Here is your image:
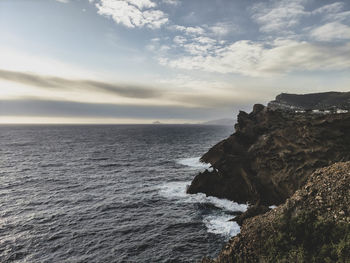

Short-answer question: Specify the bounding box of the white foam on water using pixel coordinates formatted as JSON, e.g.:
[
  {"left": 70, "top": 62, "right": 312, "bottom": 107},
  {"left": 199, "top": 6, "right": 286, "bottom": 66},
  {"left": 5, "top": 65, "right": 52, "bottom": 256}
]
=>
[
  {"left": 159, "top": 181, "right": 247, "bottom": 212},
  {"left": 159, "top": 181, "right": 247, "bottom": 238},
  {"left": 158, "top": 181, "right": 189, "bottom": 199},
  {"left": 206, "top": 196, "right": 247, "bottom": 212},
  {"left": 176, "top": 157, "right": 211, "bottom": 169},
  {"left": 203, "top": 214, "right": 241, "bottom": 238}
]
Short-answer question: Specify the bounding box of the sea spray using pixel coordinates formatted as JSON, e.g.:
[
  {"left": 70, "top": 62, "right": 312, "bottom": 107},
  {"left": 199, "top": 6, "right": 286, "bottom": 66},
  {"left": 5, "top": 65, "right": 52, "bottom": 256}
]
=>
[{"left": 159, "top": 180, "right": 247, "bottom": 238}]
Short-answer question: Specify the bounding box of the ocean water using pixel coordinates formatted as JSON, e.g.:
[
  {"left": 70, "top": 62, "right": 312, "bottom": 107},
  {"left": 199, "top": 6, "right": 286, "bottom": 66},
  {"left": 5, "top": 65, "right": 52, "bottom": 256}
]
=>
[{"left": 0, "top": 124, "right": 247, "bottom": 263}]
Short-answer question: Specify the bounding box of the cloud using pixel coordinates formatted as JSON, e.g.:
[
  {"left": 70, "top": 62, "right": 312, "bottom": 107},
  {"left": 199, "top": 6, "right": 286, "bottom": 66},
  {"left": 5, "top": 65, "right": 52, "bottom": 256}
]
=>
[
  {"left": 194, "top": 36, "right": 216, "bottom": 45},
  {"left": 170, "top": 25, "right": 205, "bottom": 35},
  {"left": 161, "top": 40, "right": 350, "bottom": 77},
  {"left": 250, "top": 0, "right": 350, "bottom": 35},
  {"left": 95, "top": 0, "right": 168, "bottom": 29},
  {"left": 208, "top": 22, "right": 240, "bottom": 36},
  {"left": 56, "top": 0, "right": 69, "bottom": 3},
  {"left": 182, "top": 41, "right": 216, "bottom": 55},
  {"left": 0, "top": 69, "right": 161, "bottom": 99},
  {"left": 0, "top": 69, "right": 262, "bottom": 110},
  {"left": 172, "top": 93, "right": 256, "bottom": 109},
  {"left": 0, "top": 99, "right": 232, "bottom": 120},
  {"left": 324, "top": 10, "right": 350, "bottom": 23},
  {"left": 171, "top": 31, "right": 219, "bottom": 56},
  {"left": 310, "top": 22, "right": 350, "bottom": 41},
  {"left": 312, "top": 2, "right": 345, "bottom": 15},
  {"left": 160, "top": 0, "right": 350, "bottom": 75},
  {"left": 250, "top": 0, "right": 308, "bottom": 33},
  {"left": 313, "top": 2, "right": 350, "bottom": 24},
  {"left": 173, "top": 35, "right": 186, "bottom": 45},
  {"left": 0, "top": 46, "right": 96, "bottom": 79},
  {"left": 162, "top": 0, "right": 180, "bottom": 6}
]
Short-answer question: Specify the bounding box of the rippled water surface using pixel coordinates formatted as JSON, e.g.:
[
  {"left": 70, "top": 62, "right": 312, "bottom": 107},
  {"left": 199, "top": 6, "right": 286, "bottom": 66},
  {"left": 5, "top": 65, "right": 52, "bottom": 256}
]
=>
[{"left": 0, "top": 124, "right": 246, "bottom": 262}]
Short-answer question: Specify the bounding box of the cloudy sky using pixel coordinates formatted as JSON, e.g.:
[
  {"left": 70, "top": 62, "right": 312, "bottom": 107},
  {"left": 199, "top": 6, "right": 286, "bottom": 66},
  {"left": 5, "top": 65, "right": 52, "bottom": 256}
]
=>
[{"left": 0, "top": 0, "right": 349, "bottom": 123}]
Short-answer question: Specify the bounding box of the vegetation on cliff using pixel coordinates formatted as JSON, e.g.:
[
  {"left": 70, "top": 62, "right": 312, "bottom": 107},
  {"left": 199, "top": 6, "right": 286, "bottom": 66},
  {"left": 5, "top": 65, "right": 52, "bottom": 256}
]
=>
[{"left": 203, "top": 162, "right": 350, "bottom": 263}]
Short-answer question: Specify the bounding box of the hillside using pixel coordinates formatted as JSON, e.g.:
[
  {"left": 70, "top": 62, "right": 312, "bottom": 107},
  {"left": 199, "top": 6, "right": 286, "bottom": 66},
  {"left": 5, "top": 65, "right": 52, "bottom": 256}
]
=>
[
  {"left": 203, "top": 161, "right": 350, "bottom": 262},
  {"left": 268, "top": 92, "right": 350, "bottom": 111}
]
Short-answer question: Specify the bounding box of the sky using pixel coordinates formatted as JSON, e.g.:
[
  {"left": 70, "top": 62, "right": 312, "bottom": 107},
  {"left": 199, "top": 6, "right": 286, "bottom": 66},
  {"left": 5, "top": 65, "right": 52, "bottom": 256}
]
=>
[{"left": 0, "top": 0, "right": 349, "bottom": 124}]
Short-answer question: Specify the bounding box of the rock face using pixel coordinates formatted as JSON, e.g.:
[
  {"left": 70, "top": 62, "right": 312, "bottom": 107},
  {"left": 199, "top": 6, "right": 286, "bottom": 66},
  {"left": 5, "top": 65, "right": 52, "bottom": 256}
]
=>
[
  {"left": 268, "top": 91, "right": 350, "bottom": 111},
  {"left": 203, "top": 161, "right": 350, "bottom": 263},
  {"left": 189, "top": 92, "right": 350, "bottom": 262},
  {"left": 187, "top": 101, "right": 350, "bottom": 206}
]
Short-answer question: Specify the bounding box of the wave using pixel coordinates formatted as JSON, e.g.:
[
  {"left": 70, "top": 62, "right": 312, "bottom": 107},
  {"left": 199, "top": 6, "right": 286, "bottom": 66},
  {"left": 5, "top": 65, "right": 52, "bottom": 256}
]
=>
[
  {"left": 159, "top": 181, "right": 247, "bottom": 238},
  {"left": 39, "top": 162, "right": 64, "bottom": 168},
  {"left": 159, "top": 181, "right": 247, "bottom": 212},
  {"left": 88, "top": 157, "right": 109, "bottom": 161},
  {"left": 158, "top": 181, "right": 189, "bottom": 199},
  {"left": 203, "top": 214, "right": 241, "bottom": 238},
  {"left": 98, "top": 163, "right": 119, "bottom": 168},
  {"left": 176, "top": 157, "right": 211, "bottom": 169},
  {"left": 5, "top": 141, "right": 35, "bottom": 147}
]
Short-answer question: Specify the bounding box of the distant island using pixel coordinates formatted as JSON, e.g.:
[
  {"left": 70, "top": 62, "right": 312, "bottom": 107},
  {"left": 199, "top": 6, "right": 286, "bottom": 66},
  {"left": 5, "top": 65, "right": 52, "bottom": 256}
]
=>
[
  {"left": 152, "top": 121, "right": 162, "bottom": 124},
  {"left": 188, "top": 91, "right": 350, "bottom": 262}
]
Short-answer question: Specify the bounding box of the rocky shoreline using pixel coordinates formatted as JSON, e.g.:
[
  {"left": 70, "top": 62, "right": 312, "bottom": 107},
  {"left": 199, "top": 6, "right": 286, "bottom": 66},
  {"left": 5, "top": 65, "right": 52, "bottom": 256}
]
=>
[
  {"left": 188, "top": 92, "right": 350, "bottom": 262},
  {"left": 203, "top": 162, "right": 350, "bottom": 262}
]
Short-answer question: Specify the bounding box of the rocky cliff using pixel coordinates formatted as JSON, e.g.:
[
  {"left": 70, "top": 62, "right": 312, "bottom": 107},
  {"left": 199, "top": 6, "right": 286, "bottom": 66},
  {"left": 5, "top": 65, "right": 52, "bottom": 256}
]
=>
[
  {"left": 188, "top": 92, "right": 350, "bottom": 262},
  {"left": 203, "top": 161, "right": 350, "bottom": 262},
  {"left": 187, "top": 99, "right": 350, "bottom": 206},
  {"left": 268, "top": 91, "right": 350, "bottom": 111}
]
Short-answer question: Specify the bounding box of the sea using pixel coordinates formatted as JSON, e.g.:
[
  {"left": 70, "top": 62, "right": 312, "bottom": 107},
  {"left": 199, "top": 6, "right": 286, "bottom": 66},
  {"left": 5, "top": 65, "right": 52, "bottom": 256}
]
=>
[{"left": 0, "top": 124, "right": 247, "bottom": 263}]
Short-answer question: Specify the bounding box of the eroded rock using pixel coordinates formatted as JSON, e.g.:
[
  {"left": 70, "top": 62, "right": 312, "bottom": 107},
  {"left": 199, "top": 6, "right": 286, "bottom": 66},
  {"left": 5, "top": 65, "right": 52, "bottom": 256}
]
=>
[{"left": 187, "top": 100, "right": 350, "bottom": 206}]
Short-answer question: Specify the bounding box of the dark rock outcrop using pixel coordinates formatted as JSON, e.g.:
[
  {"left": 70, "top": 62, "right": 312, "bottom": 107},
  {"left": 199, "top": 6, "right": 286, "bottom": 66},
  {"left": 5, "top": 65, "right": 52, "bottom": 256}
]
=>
[
  {"left": 187, "top": 98, "right": 350, "bottom": 206},
  {"left": 203, "top": 161, "right": 350, "bottom": 263},
  {"left": 231, "top": 204, "right": 269, "bottom": 226}
]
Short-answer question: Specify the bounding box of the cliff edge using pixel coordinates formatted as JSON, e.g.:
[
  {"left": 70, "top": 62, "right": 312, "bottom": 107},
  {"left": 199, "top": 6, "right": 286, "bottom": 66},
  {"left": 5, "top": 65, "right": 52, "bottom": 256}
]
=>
[
  {"left": 187, "top": 93, "right": 350, "bottom": 206},
  {"left": 188, "top": 91, "right": 350, "bottom": 262},
  {"left": 268, "top": 91, "right": 350, "bottom": 111}
]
